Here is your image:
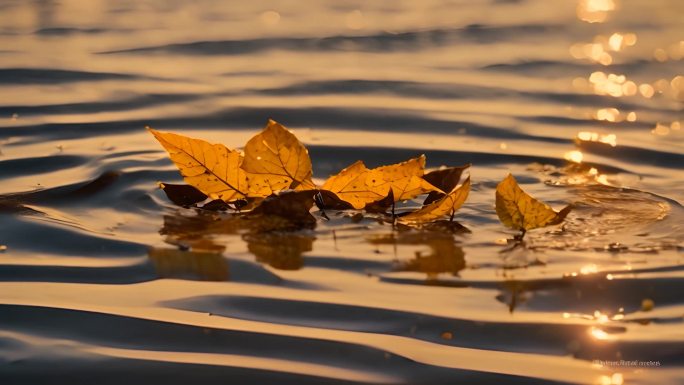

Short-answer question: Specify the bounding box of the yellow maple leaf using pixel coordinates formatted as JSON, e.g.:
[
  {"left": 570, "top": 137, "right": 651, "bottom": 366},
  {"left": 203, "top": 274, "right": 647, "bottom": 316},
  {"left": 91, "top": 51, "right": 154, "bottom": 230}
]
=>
[
  {"left": 495, "top": 173, "right": 571, "bottom": 231},
  {"left": 368, "top": 155, "right": 439, "bottom": 201},
  {"left": 149, "top": 128, "right": 249, "bottom": 202},
  {"left": 322, "top": 155, "right": 440, "bottom": 209},
  {"left": 401, "top": 176, "right": 471, "bottom": 224},
  {"left": 241, "top": 119, "right": 316, "bottom": 196},
  {"left": 320, "top": 160, "right": 381, "bottom": 209}
]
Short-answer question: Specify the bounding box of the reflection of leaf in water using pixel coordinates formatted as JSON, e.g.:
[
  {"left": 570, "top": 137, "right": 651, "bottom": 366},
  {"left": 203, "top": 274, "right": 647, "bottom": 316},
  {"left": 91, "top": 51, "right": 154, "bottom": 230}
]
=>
[
  {"left": 159, "top": 207, "right": 317, "bottom": 271},
  {"left": 496, "top": 280, "right": 531, "bottom": 314},
  {"left": 159, "top": 213, "right": 246, "bottom": 252},
  {"left": 400, "top": 239, "right": 465, "bottom": 277},
  {"left": 419, "top": 220, "right": 471, "bottom": 234},
  {"left": 243, "top": 232, "right": 314, "bottom": 270},
  {"left": 148, "top": 247, "right": 229, "bottom": 281},
  {"left": 368, "top": 230, "right": 465, "bottom": 278}
]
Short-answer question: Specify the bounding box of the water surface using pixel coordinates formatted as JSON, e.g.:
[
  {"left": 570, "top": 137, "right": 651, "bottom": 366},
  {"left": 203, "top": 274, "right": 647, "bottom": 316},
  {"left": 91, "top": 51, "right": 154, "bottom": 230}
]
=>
[{"left": 1, "top": 0, "right": 683, "bottom": 384}]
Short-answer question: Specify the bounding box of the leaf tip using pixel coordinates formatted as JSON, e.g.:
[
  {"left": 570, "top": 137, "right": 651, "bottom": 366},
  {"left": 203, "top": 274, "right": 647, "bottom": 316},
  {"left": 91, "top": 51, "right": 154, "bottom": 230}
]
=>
[{"left": 418, "top": 154, "right": 427, "bottom": 164}]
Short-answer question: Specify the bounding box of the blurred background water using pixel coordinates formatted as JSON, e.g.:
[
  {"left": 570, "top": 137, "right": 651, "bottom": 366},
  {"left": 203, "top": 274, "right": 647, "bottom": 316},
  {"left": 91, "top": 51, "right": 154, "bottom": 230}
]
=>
[{"left": 0, "top": 1, "right": 683, "bottom": 384}]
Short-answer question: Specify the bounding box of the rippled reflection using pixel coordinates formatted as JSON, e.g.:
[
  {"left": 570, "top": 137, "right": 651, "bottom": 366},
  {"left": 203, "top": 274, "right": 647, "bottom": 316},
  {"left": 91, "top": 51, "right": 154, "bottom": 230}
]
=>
[
  {"left": 245, "top": 232, "right": 314, "bottom": 270},
  {"left": 0, "top": 0, "right": 681, "bottom": 383},
  {"left": 367, "top": 227, "right": 466, "bottom": 280},
  {"left": 598, "top": 373, "right": 624, "bottom": 385},
  {"left": 150, "top": 211, "right": 317, "bottom": 277},
  {"left": 564, "top": 150, "right": 584, "bottom": 163},
  {"left": 577, "top": 131, "right": 617, "bottom": 146}
]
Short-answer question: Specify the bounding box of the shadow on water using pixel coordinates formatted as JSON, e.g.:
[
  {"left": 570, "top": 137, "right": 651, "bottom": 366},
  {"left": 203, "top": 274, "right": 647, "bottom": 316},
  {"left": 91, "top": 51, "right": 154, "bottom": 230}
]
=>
[
  {"left": 151, "top": 206, "right": 474, "bottom": 282},
  {"left": 151, "top": 202, "right": 317, "bottom": 280}
]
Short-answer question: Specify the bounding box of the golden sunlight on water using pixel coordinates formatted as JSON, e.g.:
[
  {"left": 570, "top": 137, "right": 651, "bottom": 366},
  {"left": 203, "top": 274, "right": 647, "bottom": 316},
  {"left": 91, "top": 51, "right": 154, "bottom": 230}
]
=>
[
  {"left": 0, "top": 0, "right": 682, "bottom": 384},
  {"left": 577, "top": 0, "right": 617, "bottom": 23}
]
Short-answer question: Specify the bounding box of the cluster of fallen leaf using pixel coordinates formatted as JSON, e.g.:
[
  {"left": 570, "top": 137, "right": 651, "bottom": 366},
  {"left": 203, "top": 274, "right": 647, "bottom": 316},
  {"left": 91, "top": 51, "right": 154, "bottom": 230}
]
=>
[{"left": 149, "top": 120, "right": 571, "bottom": 235}]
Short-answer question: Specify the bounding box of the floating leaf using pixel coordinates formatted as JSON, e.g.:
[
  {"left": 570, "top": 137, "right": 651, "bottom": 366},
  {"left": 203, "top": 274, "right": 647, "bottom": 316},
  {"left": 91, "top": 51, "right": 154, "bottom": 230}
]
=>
[
  {"left": 241, "top": 119, "right": 316, "bottom": 196},
  {"left": 422, "top": 164, "right": 471, "bottom": 205},
  {"left": 200, "top": 199, "right": 231, "bottom": 211},
  {"left": 364, "top": 188, "right": 394, "bottom": 214},
  {"left": 369, "top": 155, "right": 439, "bottom": 201},
  {"left": 401, "top": 176, "right": 471, "bottom": 224},
  {"left": 322, "top": 156, "right": 439, "bottom": 209},
  {"left": 159, "top": 182, "right": 207, "bottom": 206},
  {"left": 314, "top": 190, "right": 355, "bottom": 210},
  {"left": 321, "top": 160, "right": 380, "bottom": 209},
  {"left": 495, "top": 173, "right": 571, "bottom": 231},
  {"left": 149, "top": 128, "right": 249, "bottom": 202},
  {"left": 248, "top": 190, "right": 317, "bottom": 230}
]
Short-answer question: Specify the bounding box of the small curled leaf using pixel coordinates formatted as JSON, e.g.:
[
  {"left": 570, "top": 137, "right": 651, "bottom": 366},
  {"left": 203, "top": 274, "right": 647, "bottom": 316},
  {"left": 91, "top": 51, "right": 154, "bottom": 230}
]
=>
[
  {"left": 495, "top": 173, "right": 572, "bottom": 231},
  {"left": 401, "top": 176, "right": 471, "bottom": 224}
]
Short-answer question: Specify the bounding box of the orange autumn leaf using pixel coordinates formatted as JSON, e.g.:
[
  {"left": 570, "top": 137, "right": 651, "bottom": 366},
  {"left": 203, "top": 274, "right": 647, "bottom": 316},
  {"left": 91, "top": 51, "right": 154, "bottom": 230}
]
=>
[
  {"left": 495, "top": 173, "right": 572, "bottom": 231},
  {"left": 401, "top": 176, "right": 471, "bottom": 224},
  {"left": 369, "top": 155, "right": 440, "bottom": 201},
  {"left": 241, "top": 119, "right": 316, "bottom": 196},
  {"left": 321, "top": 160, "right": 382, "bottom": 209},
  {"left": 148, "top": 128, "right": 249, "bottom": 202},
  {"left": 322, "top": 155, "right": 440, "bottom": 209}
]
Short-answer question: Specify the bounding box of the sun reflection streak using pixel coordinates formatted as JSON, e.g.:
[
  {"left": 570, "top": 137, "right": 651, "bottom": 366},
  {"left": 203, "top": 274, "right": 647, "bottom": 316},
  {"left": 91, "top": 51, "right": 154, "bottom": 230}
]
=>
[
  {"left": 571, "top": 33, "right": 636, "bottom": 65},
  {"left": 590, "top": 327, "right": 611, "bottom": 340},
  {"left": 594, "top": 108, "right": 620, "bottom": 122},
  {"left": 577, "top": 131, "right": 617, "bottom": 146},
  {"left": 593, "top": 310, "right": 610, "bottom": 323},
  {"left": 564, "top": 150, "right": 584, "bottom": 163},
  {"left": 577, "top": 0, "right": 616, "bottom": 23},
  {"left": 581, "top": 264, "right": 599, "bottom": 275},
  {"left": 598, "top": 373, "right": 625, "bottom": 385}
]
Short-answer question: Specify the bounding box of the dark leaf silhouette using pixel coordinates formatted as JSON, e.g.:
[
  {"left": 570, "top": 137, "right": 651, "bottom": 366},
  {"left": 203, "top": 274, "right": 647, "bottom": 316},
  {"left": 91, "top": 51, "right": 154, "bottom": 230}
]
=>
[
  {"left": 159, "top": 182, "right": 208, "bottom": 206},
  {"left": 200, "top": 199, "right": 230, "bottom": 211},
  {"left": 314, "top": 190, "right": 355, "bottom": 210},
  {"left": 364, "top": 188, "right": 394, "bottom": 214},
  {"left": 422, "top": 164, "right": 471, "bottom": 205},
  {"left": 248, "top": 190, "right": 317, "bottom": 230}
]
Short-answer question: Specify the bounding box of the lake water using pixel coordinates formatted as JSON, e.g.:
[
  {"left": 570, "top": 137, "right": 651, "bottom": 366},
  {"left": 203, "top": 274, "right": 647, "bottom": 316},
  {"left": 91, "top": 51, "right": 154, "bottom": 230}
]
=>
[{"left": 0, "top": 0, "right": 683, "bottom": 384}]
